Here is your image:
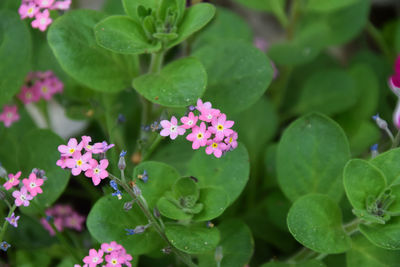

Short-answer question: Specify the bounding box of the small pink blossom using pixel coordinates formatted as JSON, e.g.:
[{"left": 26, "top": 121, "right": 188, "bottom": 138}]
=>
[
  {"left": 12, "top": 187, "right": 33, "bottom": 207},
  {"left": 0, "top": 105, "right": 20, "bottom": 128},
  {"left": 4, "top": 171, "right": 21, "bottom": 191},
  {"left": 83, "top": 249, "right": 104, "bottom": 267},
  {"left": 65, "top": 212, "right": 86, "bottom": 231},
  {"left": 195, "top": 99, "right": 212, "bottom": 113},
  {"left": 224, "top": 131, "right": 238, "bottom": 150},
  {"left": 105, "top": 251, "right": 124, "bottom": 267},
  {"left": 31, "top": 9, "right": 52, "bottom": 32},
  {"left": 100, "top": 141, "right": 115, "bottom": 153},
  {"left": 79, "top": 136, "right": 103, "bottom": 154},
  {"left": 65, "top": 152, "right": 91, "bottom": 176},
  {"left": 48, "top": 76, "right": 64, "bottom": 93},
  {"left": 22, "top": 172, "right": 44, "bottom": 197},
  {"left": 84, "top": 159, "right": 109, "bottom": 186},
  {"left": 208, "top": 113, "right": 234, "bottom": 140},
  {"left": 18, "top": 85, "right": 40, "bottom": 104},
  {"left": 35, "top": 0, "right": 54, "bottom": 8},
  {"left": 160, "top": 116, "right": 186, "bottom": 140},
  {"left": 18, "top": 2, "right": 39, "bottom": 19},
  {"left": 58, "top": 138, "right": 83, "bottom": 157},
  {"left": 56, "top": 156, "right": 69, "bottom": 169},
  {"left": 36, "top": 80, "right": 56, "bottom": 100},
  {"left": 186, "top": 122, "right": 211, "bottom": 149},
  {"left": 101, "top": 241, "right": 123, "bottom": 254},
  {"left": 5, "top": 213, "right": 20, "bottom": 228},
  {"left": 205, "top": 138, "right": 227, "bottom": 158},
  {"left": 180, "top": 112, "right": 198, "bottom": 129},
  {"left": 199, "top": 108, "right": 221, "bottom": 123},
  {"left": 51, "top": 0, "right": 71, "bottom": 10}
]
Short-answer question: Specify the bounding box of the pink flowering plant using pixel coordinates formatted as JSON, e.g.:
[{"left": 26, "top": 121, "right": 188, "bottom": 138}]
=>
[{"left": 3, "top": 0, "right": 400, "bottom": 266}]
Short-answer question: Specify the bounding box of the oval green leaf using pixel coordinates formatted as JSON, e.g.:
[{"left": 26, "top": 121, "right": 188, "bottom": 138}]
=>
[
  {"left": 193, "top": 187, "right": 229, "bottom": 222},
  {"left": 359, "top": 217, "right": 400, "bottom": 250},
  {"left": 287, "top": 194, "right": 351, "bottom": 254},
  {"left": 165, "top": 223, "right": 220, "bottom": 254},
  {"left": 94, "top": 15, "right": 161, "bottom": 54},
  {"left": 48, "top": 10, "right": 138, "bottom": 92},
  {"left": 193, "top": 40, "right": 273, "bottom": 114},
  {"left": 87, "top": 194, "right": 163, "bottom": 255},
  {"left": 277, "top": 113, "right": 350, "bottom": 202},
  {"left": 370, "top": 148, "right": 400, "bottom": 186},
  {"left": 133, "top": 57, "right": 207, "bottom": 107},
  {"left": 0, "top": 10, "right": 31, "bottom": 106}
]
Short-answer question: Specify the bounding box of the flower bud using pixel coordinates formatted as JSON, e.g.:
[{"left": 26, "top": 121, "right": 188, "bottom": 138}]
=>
[
  {"left": 371, "top": 144, "right": 379, "bottom": 158},
  {"left": 153, "top": 207, "right": 161, "bottom": 218},
  {"left": 133, "top": 185, "right": 142, "bottom": 197},
  {"left": 124, "top": 201, "right": 134, "bottom": 211},
  {"left": 372, "top": 114, "right": 388, "bottom": 129},
  {"left": 118, "top": 151, "right": 126, "bottom": 171}
]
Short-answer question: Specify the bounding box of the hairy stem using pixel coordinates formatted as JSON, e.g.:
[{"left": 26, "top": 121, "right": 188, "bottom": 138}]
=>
[{"left": 0, "top": 204, "right": 16, "bottom": 242}]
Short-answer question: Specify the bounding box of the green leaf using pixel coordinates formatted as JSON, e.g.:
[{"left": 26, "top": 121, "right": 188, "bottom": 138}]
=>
[
  {"left": 0, "top": 131, "right": 19, "bottom": 173},
  {"left": 306, "top": 0, "right": 359, "bottom": 12},
  {"left": 193, "top": 187, "right": 229, "bottom": 222},
  {"left": 277, "top": 113, "right": 350, "bottom": 202},
  {"left": 165, "top": 223, "right": 220, "bottom": 254},
  {"left": 231, "top": 0, "right": 286, "bottom": 13},
  {"left": 94, "top": 15, "right": 161, "bottom": 55},
  {"left": 193, "top": 7, "right": 253, "bottom": 49},
  {"left": 0, "top": 10, "right": 31, "bottom": 106},
  {"left": 287, "top": 194, "right": 351, "bottom": 254},
  {"left": 261, "top": 260, "right": 326, "bottom": 267},
  {"left": 133, "top": 57, "right": 207, "bottom": 107},
  {"left": 87, "top": 194, "right": 163, "bottom": 255},
  {"left": 193, "top": 40, "right": 273, "bottom": 114},
  {"left": 167, "top": 3, "right": 216, "bottom": 48},
  {"left": 198, "top": 219, "right": 254, "bottom": 267},
  {"left": 294, "top": 69, "right": 357, "bottom": 115},
  {"left": 343, "top": 159, "right": 387, "bottom": 212},
  {"left": 122, "top": 0, "right": 158, "bottom": 21},
  {"left": 19, "top": 130, "right": 70, "bottom": 210},
  {"left": 370, "top": 148, "right": 400, "bottom": 186},
  {"left": 133, "top": 161, "right": 180, "bottom": 208},
  {"left": 173, "top": 177, "right": 199, "bottom": 199},
  {"left": 48, "top": 10, "right": 138, "bottom": 92},
  {"left": 186, "top": 143, "right": 250, "bottom": 205},
  {"left": 359, "top": 216, "right": 400, "bottom": 250},
  {"left": 157, "top": 196, "right": 193, "bottom": 220},
  {"left": 268, "top": 23, "right": 329, "bottom": 66},
  {"left": 347, "top": 234, "right": 400, "bottom": 266}
]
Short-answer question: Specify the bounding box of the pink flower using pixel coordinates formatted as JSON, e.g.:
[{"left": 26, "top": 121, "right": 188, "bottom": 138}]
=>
[
  {"left": 224, "top": 131, "right": 238, "bottom": 150},
  {"left": 51, "top": 0, "right": 71, "bottom": 10},
  {"left": 31, "top": 9, "right": 52, "bottom": 32},
  {"left": 180, "top": 112, "right": 198, "bottom": 129},
  {"left": 35, "top": 0, "right": 54, "bottom": 8},
  {"left": 84, "top": 159, "right": 109, "bottom": 186},
  {"left": 186, "top": 122, "right": 211, "bottom": 149},
  {"left": 195, "top": 99, "right": 212, "bottom": 113},
  {"left": 208, "top": 113, "right": 234, "bottom": 141},
  {"left": 56, "top": 156, "right": 69, "bottom": 169},
  {"left": 83, "top": 249, "right": 104, "bottom": 267},
  {"left": 99, "top": 141, "right": 115, "bottom": 153},
  {"left": 79, "top": 136, "right": 103, "bottom": 154},
  {"left": 4, "top": 171, "right": 21, "bottom": 190},
  {"left": 105, "top": 251, "right": 124, "bottom": 267},
  {"left": 160, "top": 116, "right": 186, "bottom": 140},
  {"left": 12, "top": 187, "right": 33, "bottom": 207},
  {"left": 65, "top": 212, "right": 85, "bottom": 231},
  {"left": 0, "top": 105, "right": 20, "bottom": 128},
  {"left": 199, "top": 107, "right": 221, "bottom": 123},
  {"left": 5, "top": 213, "right": 20, "bottom": 228},
  {"left": 65, "top": 152, "right": 91, "bottom": 176},
  {"left": 58, "top": 138, "right": 83, "bottom": 157},
  {"left": 18, "top": 2, "right": 38, "bottom": 19},
  {"left": 48, "top": 76, "right": 64, "bottom": 93},
  {"left": 205, "top": 138, "right": 227, "bottom": 158},
  {"left": 101, "top": 242, "right": 122, "bottom": 254},
  {"left": 36, "top": 80, "right": 56, "bottom": 100},
  {"left": 389, "top": 75, "right": 400, "bottom": 98},
  {"left": 18, "top": 85, "right": 40, "bottom": 104},
  {"left": 22, "top": 172, "right": 44, "bottom": 197}
]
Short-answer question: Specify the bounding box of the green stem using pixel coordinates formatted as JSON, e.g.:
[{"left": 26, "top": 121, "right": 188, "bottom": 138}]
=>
[
  {"left": 0, "top": 205, "right": 16, "bottom": 241},
  {"left": 149, "top": 51, "right": 165, "bottom": 74},
  {"left": 366, "top": 22, "right": 392, "bottom": 61},
  {"left": 391, "top": 130, "right": 400, "bottom": 149},
  {"left": 109, "top": 174, "right": 197, "bottom": 267},
  {"left": 142, "top": 135, "right": 163, "bottom": 162}
]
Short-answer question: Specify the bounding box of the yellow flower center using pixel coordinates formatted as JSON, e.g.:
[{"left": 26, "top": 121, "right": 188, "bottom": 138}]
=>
[
  {"left": 41, "top": 86, "right": 48, "bottom": 93},
  {"left": 76, "top": 160, "right": 83, "bottom": 166},
  {"left": 94, "top": 168, "right": 100, "bottom": 174},
  {"left": 26, "top": 92, "right": 32, "bottom": 99},
  {"left": 197, "top": 133, "right": 203, "bottom": 139},
  {"left": 9, "top": 178, "right": 14, "bottom": 183},
  {"left": 212, "top": 142, "right": 218, "bottom": 148},
  {"left": 217, "top": 125, "right": 223, "bottom": 131},
  {"left": 107, "top": 248, "right": 113, "bottom": 252},
  {"left": 69, "top": 148, "right": 75, "bottom": 154},
  {"left": 112, "top": 259, "right": 117, "bottom": 264},
  {"left": 229, "top": 138, "right": 233, "bottom": 143},
  {"left": 28, "top": 8, "right": 33, "bottom": 14},
  {"left": 6, "top": 112, "right": 12, "bottom": 119}
]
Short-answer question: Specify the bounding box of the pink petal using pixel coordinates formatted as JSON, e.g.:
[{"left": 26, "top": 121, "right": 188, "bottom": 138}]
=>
[
  {"left": 160, "top": 120, "right": 171, "bottom": 128},
  {"left": 160, "top": 129, "right": 170, "bottom": 137}
]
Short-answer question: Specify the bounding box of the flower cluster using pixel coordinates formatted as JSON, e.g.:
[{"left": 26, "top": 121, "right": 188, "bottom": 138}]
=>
[
  {"left": 75, "top": 241, "right": 133, "bottom": 267},
  {"left": 40, "top": 204, "right": 85, "bottom": 236},
  {"left": 160, "top": 99, "right": 238, "bottom": 158},
  {"left": 389, "top": 56, "right": 400, "bottom": 129},
  {"left": 3, "top": 171, "right": 44, "bottom": 207},
  {"left": 18, "top": 0, "right": 71, "bottom": 31},
  {"left": 0, "top": 105, "right": 20, "bottom": 128},
  {"left": 57, "top": 136, "right": 114, "bottom": 185},
  {"left": 18, "top": 71, "right": 63, "bottom": 104}
]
